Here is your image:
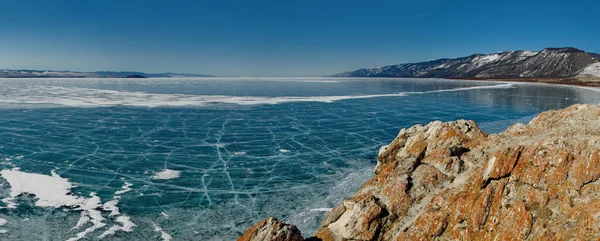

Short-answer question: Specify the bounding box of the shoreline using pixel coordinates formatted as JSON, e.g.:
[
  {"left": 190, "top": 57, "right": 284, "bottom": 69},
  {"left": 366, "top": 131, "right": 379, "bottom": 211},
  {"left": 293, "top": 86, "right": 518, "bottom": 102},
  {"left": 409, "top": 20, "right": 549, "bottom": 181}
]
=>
[{"left": 453, "top": 77, "right": 600, "bottom": 88}]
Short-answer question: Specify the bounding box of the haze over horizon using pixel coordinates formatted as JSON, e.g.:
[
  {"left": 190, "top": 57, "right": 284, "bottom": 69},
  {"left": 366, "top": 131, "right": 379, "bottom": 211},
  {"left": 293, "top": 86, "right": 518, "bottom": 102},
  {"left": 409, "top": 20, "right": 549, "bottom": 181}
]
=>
[{"left": 1, "top": 0, "right": 599, "bottom": 77}]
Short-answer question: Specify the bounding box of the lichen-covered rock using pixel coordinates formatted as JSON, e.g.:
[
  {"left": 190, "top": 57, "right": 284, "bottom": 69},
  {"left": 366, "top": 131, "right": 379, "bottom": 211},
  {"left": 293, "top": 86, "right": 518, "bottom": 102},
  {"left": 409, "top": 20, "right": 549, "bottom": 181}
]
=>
[
  {"left": 316, "top": 119, "right": 489, "bottom": 241},
  {"left": 315, "top": 194, "right": 385, "bottom": 240},
  {"left": 237, "top": 217, "right": 303, "bottom": 241},
  {"left": 238, "top": 104, "right": 600, "bottom": 241}
]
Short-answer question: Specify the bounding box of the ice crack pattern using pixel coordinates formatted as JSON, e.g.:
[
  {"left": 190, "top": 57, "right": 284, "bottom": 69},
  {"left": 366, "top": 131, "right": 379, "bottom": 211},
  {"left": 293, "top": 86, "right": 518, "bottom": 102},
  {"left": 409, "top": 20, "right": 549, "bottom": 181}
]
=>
[{"left": 0, "top": 78, "right": 598, "bottom": 240}]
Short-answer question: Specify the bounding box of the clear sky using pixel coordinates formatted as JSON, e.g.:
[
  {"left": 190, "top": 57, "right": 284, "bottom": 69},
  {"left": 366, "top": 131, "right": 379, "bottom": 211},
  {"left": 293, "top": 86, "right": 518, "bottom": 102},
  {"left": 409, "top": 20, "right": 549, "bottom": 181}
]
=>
[{"left": 0, "top": 0, "right": 598, "bottom": 77}]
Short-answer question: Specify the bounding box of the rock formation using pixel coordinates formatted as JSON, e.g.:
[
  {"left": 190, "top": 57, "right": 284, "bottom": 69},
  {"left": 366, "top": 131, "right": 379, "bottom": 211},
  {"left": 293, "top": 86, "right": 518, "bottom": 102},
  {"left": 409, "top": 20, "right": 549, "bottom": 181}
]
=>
[
  {"left": 238, "top": 217, "right": 304, "bottom": 241},
  {"left": 239, "top": 104, "right": 600, "bottom": 240}
]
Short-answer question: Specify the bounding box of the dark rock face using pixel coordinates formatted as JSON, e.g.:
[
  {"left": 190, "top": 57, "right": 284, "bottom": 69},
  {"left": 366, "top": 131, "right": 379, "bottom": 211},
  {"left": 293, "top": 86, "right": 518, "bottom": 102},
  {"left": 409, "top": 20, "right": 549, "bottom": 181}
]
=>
[
  {"left": 240, "top": 104, "right": 600, "bottom": 241},
  {"left": 333, "top": 47, "right": 600, "bottom": 78}
]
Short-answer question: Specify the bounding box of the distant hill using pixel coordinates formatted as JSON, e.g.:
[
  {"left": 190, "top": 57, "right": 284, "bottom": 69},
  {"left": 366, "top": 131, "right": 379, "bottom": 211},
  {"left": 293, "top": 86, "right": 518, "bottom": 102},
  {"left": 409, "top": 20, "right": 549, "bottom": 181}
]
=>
[
  {"left": 126, "top": 74, "right": 147, "bottom": 78},
  {"left": 332, "top": 47, "right": 600, "bottom": 79},
  {"left": 0, "top": 69, "right": 214, "bottom": 78}
]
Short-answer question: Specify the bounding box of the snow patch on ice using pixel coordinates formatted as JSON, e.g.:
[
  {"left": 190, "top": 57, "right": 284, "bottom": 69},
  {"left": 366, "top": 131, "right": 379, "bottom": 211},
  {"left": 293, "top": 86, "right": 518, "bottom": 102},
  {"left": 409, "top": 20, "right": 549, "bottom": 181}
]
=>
[
  {"left": 0, "top": 169, "right": 82, "bottom": 208},
  {"left": 0, "top": 168, "right": 135, "bottom": 240},
  {"left": 0, "top": 217, "right": 6, "bottom": 233},
  {"left": 98, "top": 216, "right": 135, "bottom": 239},
  {"left": 152, "top": 222, "right": 173, "bottom": 241},
  {"left": 71, "top": 211, "right": 91, "bottom": 230},
  {"left": 114, "top": 182, "right": 133, "bottom": 196},
  {"left": 102, "top": 200, "right": 120, "bottom": 216},
  {"left": 67, "top": 209, "right": 106, "bottom": 241},
  {"left": 152, "top": 169, "right": 181, "bottom": 180}
]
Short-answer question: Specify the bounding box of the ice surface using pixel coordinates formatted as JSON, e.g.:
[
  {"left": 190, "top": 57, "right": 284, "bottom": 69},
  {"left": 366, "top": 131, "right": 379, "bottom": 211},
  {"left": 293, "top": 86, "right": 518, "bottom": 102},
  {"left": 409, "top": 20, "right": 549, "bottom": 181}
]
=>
[
  {"left": 0, "top": 79, "right": 517, "bottom": 108},
  {"left": 0, "top": 78, "right": 598, "bottom": 240}
]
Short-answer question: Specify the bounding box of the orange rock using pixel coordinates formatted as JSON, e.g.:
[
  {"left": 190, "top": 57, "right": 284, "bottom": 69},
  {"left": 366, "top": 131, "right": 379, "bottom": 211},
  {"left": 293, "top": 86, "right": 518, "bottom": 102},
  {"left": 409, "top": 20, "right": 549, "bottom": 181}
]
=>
[
  {"left": 568, "top": 150, "right": 600, "bottom": 190},
  {"left": 484, "top": 146, "right": 524, "bottom": 181},
  {"left": 237, "top": 217, "right": 303, "bottom": 241}
]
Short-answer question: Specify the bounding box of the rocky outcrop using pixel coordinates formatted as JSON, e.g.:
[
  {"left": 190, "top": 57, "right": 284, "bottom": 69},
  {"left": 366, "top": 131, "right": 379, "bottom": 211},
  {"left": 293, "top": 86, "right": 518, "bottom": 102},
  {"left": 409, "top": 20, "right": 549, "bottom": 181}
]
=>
[
  {"left": 332, "top": 47, "right": 600, "bottom": 78},
  {"left": 240, "top": 104, "right": 600, "bottom": 240},
  {"left": 238, "top": 217, "right": 304, "bottom": 241}
]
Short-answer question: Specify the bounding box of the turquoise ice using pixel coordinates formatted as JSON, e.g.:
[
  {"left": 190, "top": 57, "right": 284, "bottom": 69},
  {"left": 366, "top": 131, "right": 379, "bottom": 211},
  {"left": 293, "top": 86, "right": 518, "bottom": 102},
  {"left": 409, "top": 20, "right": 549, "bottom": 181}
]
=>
[{"left": 0, "top": 78, "right": 598, "bottom": 240}]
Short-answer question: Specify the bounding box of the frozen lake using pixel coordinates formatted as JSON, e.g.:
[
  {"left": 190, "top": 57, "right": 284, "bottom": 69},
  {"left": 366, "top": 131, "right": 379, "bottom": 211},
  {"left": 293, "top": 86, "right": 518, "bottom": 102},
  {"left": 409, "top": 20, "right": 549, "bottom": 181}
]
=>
[{"left": 0, "top": 77, "right": 598, "bottom": 240}]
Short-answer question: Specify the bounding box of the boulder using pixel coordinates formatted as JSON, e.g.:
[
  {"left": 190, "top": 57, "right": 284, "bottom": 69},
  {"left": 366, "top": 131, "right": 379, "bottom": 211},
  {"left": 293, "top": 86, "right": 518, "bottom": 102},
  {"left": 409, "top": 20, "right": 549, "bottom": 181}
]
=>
[{"left": 237, "top": 217, "right": 303, "bottom": 241}]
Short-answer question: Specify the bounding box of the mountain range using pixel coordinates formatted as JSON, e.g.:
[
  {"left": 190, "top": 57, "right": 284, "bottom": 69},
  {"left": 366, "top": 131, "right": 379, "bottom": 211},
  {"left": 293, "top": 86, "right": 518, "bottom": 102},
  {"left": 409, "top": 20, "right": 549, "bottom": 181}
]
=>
[
  {"left": 332, "top": 47, "right": 600, "bottom": 79},
  {"left": 0, "top": 69, "right": 213, "bottom": 78}
]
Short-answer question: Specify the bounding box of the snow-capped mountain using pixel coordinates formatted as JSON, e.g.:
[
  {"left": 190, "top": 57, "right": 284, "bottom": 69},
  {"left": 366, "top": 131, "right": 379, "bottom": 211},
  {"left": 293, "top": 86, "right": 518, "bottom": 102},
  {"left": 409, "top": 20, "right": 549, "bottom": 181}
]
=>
[
  {"left": 332, "top": 47, "right": 600, "bottom": 78},
  {"left": 0, "top": 70, "right": 213, "bottom": 78}
]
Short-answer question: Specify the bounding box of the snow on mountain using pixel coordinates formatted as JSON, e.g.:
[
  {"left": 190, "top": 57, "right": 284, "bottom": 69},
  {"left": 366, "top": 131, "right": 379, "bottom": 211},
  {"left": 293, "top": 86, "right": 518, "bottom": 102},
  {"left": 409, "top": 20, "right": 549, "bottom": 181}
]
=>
[
  {"left": 332, "top": 47, "right": 598, "bottom": 79},
  {"left": 578, "top": 63, "right": 600, "bottom": 77}
]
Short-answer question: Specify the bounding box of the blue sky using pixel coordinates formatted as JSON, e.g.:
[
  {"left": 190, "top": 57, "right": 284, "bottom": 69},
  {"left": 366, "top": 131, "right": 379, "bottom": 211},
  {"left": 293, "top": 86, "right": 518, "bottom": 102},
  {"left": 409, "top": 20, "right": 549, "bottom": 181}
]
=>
[{"left": 0, "top": 0, "right": 598, "bottom": 76}]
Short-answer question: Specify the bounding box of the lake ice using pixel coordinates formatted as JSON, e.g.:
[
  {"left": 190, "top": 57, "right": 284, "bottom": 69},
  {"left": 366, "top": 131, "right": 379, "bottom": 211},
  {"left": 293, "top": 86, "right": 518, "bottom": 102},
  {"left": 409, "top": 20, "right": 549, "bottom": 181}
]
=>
[{"left": 0, "top": 77, "right": 598, "bottom": 240}]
